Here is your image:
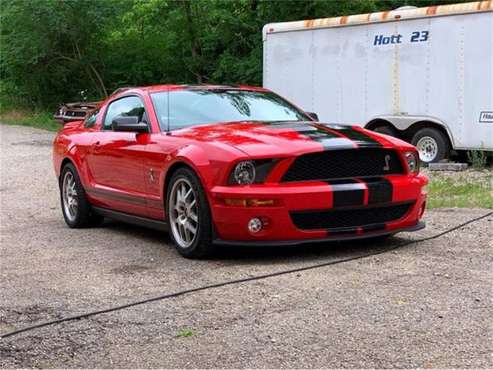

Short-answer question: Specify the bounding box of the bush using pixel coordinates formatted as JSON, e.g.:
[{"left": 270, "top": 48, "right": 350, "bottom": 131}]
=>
[
  {"left": 0, "top": 108, "right": 60, "bottom": 131},
  {"left": 467, "top": 150, "right": 489, "bottom": 170}
]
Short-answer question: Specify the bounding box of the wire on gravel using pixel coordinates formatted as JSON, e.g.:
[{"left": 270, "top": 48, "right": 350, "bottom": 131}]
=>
[{"left": 1, "top": 211, "right": 491, "bottom": 340}]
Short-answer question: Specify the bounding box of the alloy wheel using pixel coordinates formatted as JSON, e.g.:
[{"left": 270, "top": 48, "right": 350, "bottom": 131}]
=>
[
  {"left": 62, "top": 171, "right": 78, "bottom": 222},
  {"left": 169, "top": 178, "right": 199, "bottom": 248}
]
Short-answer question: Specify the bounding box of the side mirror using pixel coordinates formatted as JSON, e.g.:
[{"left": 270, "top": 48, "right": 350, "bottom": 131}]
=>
[
  {"left": 112, "top": 116, "right": 148, "bottom": 133},
  {"left": 306, "top": 112, "right": 319, "bottom": 121}
]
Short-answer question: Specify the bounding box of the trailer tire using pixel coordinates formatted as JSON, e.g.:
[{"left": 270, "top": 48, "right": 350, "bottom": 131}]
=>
[
  {"left": 373, "top": 125, "right": 398, "bottom": 137},
  {"left": 411, "top": 128, "right": 449, "bottom": 164}
]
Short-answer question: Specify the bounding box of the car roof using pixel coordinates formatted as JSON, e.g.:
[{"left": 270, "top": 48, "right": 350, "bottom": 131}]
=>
[
  {"left": 111, "top": 84, "right": 269, "bottom": 96},
  {"left": 144, "top": 84, "right": 269, "bottom": 93},
  {"left": 100, "top": 84, "right": 271, "bottom": 108}
]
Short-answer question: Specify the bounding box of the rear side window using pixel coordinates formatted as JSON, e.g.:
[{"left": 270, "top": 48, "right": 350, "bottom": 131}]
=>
[
  {"left": 84, "top": 109, "right": 99, "bottom": 128},
  {"left": 103, "top": 96, "right": 146, "bottom": 130}
]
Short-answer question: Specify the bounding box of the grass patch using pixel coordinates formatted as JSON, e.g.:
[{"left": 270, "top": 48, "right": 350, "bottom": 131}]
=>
[
  {"left": 0, "top": 110, "right": 60, "bottom": 131},
  {"left": 426, "top": 170, "right": 492, "bottom": 209},
  {"left": 176, "top": 328, "right": 195, "bottom": 338}
]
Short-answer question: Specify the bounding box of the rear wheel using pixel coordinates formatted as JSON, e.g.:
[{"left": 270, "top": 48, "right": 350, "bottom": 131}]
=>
[
  {"left": 167, "top": 168, "right": 214, "bottom": 258},
  {"left": 60, "top": 163, "right": 103, "bottom": 228},
  {"left": 411, "top": 128, "right": 450, "bottom": 164}
]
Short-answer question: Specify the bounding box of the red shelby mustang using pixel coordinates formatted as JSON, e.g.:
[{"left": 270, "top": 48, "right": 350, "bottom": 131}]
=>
[{"left": 53, "top": 84, "right": 428, "bottom": 258}]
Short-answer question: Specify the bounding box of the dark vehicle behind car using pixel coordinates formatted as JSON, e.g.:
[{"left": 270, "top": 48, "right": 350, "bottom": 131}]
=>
[{"left": 54, "top": 101, "right": 100, "bottom": 124}]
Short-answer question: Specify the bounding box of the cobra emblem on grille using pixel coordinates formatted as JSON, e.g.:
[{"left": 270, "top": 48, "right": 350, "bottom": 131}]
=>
[{"left": 383, "top": 154, "right": 391, "bottom": 171}]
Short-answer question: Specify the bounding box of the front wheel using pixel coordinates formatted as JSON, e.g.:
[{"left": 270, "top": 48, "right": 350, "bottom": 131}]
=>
[{"left": 167, "top": 168, "right": 214, "bottom": 258}]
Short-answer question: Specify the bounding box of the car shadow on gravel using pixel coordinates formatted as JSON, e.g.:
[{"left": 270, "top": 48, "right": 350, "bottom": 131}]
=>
[
  {"left": 213, "top": 237, "right": 413, "bottom": 265},
  {"left": 101, "top": 219, "right": 415, "bottom": 266}
]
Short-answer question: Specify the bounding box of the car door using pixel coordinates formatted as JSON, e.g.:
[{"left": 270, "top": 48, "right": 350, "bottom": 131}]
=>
[{"left": 85, "top": 95, "right": 150, "bottom": 217}]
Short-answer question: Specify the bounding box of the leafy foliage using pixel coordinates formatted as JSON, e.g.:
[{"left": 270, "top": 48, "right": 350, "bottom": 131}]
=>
[
  {"left": 0, "top": 0, "right": 469, "bottom": 110},
  {"left": 467, "top": 150, "right": 489, "bottom": 169}
]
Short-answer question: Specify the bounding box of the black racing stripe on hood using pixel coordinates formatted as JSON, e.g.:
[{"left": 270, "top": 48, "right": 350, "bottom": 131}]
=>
[
  {"left": 259, "top": 121, "right": 355, "bottom": 150},
  {"left": 318, "top": 124, "right": 382, "bottom": 147}
]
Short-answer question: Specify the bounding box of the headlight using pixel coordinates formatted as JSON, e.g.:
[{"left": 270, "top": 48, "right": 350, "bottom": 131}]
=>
[
  {"left": 404, "top": 151, "right": 419, "bottom": 173},
  {"left": 233, "top": 161, "right": 256, "bottom": 184},
  {"left": 228, "top": 159, "right": 277, "bottom": 185}
]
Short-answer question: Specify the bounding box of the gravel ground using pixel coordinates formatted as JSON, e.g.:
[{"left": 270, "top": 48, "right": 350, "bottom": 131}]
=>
[
  {"left": 1, "top": 124, "right": 492, "bottom": 368},
  {"left": 422, "top": 167, "right": 493, "bottom": 186}
]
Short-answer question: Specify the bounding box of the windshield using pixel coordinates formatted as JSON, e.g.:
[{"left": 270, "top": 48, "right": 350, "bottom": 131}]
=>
[{"left": 151, "top": 89, "right": 308, "bottom": 131}]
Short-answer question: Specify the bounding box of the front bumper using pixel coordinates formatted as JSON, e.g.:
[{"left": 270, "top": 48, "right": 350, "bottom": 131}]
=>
[
  {"left": 214, "top": 221, "right": 425, "bottom": 246},
  {"left": 209, "top": 174, "right": 428, "bottom": 244}
]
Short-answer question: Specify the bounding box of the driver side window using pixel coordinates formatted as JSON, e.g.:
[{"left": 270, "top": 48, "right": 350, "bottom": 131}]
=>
[{"left": 103, "top": 96, "right": 146, "bottom": 130}]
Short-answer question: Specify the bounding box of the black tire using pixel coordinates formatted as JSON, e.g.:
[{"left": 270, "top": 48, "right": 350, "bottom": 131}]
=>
[
  {"left": 166, "top": 167, "right": 214, "bottom": 258},
  {"left": 373, "top": 125, "right": 398, "bottom": 137},
  {"left": 60, "top": 163, "right": 104, "bottom": 228},
  {"left": 411, "top": 127, "right": 450, "bottom": 164}
]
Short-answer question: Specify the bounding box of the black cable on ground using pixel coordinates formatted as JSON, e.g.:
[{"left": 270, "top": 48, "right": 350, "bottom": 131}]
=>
[{"left": 1, "top": 211, "right": 491, "bottom": 340}]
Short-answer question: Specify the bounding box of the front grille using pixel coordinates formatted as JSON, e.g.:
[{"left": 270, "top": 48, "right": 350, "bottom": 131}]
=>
[
  {"left": 282, "top": 148, "right": 404, "bottom": 182},
  {"left": 290, "top": 202, "right": 413, "bottom": 231}
]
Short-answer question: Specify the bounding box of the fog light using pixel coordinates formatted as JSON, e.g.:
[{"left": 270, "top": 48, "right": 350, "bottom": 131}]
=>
[{"left": 248, "top": 217, "right": 263, "bottom": 233}]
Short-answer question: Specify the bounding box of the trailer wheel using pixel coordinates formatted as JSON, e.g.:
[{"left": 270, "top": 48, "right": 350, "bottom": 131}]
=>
[
  {"left": 373, "top": 125, "right": 398, "bottom": 137},
  {"left": 411, "top": 128, "right": 449, "bottom": 164}
]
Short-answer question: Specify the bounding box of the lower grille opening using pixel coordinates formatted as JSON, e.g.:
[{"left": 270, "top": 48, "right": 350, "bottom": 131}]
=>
[{"left": 290, "top": 202, "right": 413, "bottom": 231}]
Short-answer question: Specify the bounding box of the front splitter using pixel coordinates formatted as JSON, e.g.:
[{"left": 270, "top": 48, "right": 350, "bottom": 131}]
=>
[{"left": 213, "top": 221, "right": 425, "bottom": 247}]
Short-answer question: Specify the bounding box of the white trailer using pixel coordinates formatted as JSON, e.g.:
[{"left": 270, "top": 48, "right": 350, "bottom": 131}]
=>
[{"left": 263, "top": 1, "right": 493, "bottom": 163}]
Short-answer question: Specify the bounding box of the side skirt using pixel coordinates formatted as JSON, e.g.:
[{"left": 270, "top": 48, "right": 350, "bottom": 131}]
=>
[{"left": 92, "top": 206, "right": 168, "bottom": 232}]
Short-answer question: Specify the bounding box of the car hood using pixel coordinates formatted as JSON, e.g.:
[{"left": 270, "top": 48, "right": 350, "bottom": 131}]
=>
[{"left": 171, "top": 121, "right": 405, "bottom": 157}]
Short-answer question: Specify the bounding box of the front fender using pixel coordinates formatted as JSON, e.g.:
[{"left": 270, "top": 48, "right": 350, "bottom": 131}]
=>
[
  {"left": 171, "top": 145, "right": 212, "bottom": 185},
  {"left": 160, "top": 144, "right": 222, "bottom": 199},
  {"left": 159, "top": 142, "right": 244, "bottom": 204}
]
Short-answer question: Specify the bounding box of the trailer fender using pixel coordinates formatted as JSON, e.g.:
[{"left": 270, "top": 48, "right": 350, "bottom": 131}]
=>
[{"left": 365, "top": 115, "right": 456, "bottom": 148}]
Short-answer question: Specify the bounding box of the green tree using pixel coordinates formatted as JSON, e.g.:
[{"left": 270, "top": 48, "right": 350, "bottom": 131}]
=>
[
  {"left": 1, "top": 0, "right": 120, "bottom": 106},
  {"left": 0, "top": 0, "right": 471, "bottom": 110}
]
